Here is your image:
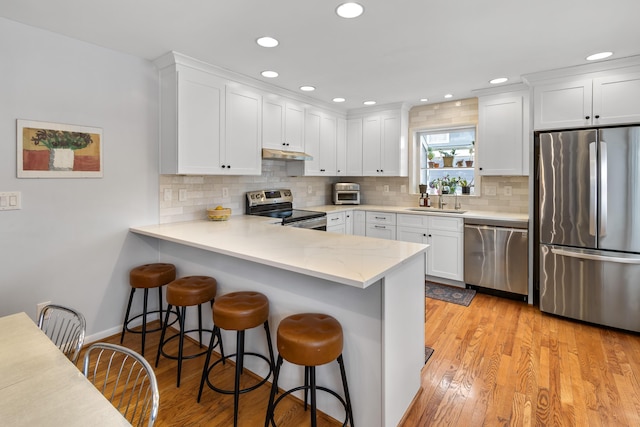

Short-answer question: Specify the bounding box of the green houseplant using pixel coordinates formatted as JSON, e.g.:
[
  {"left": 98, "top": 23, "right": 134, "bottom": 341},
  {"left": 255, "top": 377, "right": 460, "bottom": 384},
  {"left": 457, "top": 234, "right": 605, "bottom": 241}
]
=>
[{"left": 439, "top": 149, "right": 455, "bottom": 168}]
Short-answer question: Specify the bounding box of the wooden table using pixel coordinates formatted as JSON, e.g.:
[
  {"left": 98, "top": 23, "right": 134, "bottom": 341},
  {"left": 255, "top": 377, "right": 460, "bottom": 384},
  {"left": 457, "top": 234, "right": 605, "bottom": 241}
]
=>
[{"left": 0, "top": 312, "right": 131, "bottom": 426}]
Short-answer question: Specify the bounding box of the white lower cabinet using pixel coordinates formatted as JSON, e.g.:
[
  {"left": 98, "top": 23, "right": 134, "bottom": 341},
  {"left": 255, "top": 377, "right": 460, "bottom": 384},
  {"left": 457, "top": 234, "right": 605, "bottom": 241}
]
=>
[
  {"left": 365, "top": 211, "right": 396, "bottom": 240},
  {"left": 344, "top": 210, "right": 354, "bottom": 235},
  {"left": 397, "top": 214, "right": 429, "bottom": 275},
  {"left": 353, "top": 211, "right": 366, "bottom": 236},
  {"left": 326, "top": 211, "right": 346, "bottom": 234},
  {"left": 426, "top": 216, "right": 464, "bottom": 281}
]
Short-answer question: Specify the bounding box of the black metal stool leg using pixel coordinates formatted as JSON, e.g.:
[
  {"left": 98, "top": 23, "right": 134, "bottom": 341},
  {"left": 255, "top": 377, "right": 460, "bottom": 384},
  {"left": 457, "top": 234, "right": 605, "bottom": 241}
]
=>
[
  {"left": 233, "top": 330, "right": 245, "bottom": 427},
  {"left": 265, "top": 355, "right": 283, "bottom": 427},
  {"left": 141, "top": 288, "right": 149, "bottom": 356},
  {"left": 157, "top": 286, "right": 164, "bottom": 328},
  {"left": 155, "top": 303, "right": 173, "bottom": 367},
  {"left": 338, "top": 355, "right": 354, "bottom": 427},
  {"left": 198, "top": 304, "right": 203, "bottom": 346},
  {"left": 120, "top": 288, "right": 136, "bottom": 343},
  {"left": 176, "top": 306, "right": 186, "bottom": 387},
  {"left": 310, "top": 366, "right": 317, "bottom": 427},
  {"left": 304, "top": 366, "right": 310, "bottom": 410},
  {"left": 198, "top": 325, "right": 220, "bottom": 402}
]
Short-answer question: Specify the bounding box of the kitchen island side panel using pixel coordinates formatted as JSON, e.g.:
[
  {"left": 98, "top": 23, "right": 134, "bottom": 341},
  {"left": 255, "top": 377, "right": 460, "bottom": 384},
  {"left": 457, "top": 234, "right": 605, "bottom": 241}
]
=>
[{"left": 151, "top": 237, "right": 423, "bottom": 427}]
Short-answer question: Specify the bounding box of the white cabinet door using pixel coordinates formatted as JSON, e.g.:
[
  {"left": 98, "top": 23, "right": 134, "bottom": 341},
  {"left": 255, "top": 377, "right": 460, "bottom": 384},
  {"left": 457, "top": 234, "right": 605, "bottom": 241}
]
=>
[
  {"left": 303, "top": 110, "right": 322, "bottom": 175},
  {"left": 160, "top": 65, "right": 226, "bottom": 175},
  {"left": 224, "top": 85, "right": 262, "bottom": 175},
  {"left": 353, "top": 211, "right": 366, "bottom": 236},
  {"left": 362, "top": 116, "right": 382, "bottom": 175},
  {"left": 319, "top": 114, "right": 337, "bottom": 174},
  {"left": 427, "top": 229, "right": 463, "bottom": 281},
  {"left": 326, "top": 211, "right": 345, "bottom": 233},
  {"left": 345, "top": 210, "right": 354, "bottom": 235},
  {"left": 336, "top": 118, "right": 347, "bottom": 176},
  {"left": 533, "top": 80, "right": 593, "bottom": 130},
  {"left": 263, "top": 98, "right": 305, "bottom": 152},
  {"left": 380, "top": 112, "right": 401, "bottom": 176},
  {"left": 478, "top": 94, "right": 526, "bottom": 176},
  {"left": 346, "top": 118, "right": 363, "bottom": 176},
  {"left": 592, "top": 73, "right": 640, "bottom": 125}
]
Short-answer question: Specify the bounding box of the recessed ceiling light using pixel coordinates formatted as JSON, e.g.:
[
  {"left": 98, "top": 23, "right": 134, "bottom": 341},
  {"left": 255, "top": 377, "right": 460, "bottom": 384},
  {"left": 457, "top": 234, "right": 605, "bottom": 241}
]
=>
[
  {"left": 363, "top": 100, "right": 376, "bottom": 105},
  {"left": 336, "top": 2, "right": 364, "bottom": 18},
  {"left": 444, "top": 94, "right": 453, "bottom": 99},
  {"left": 489, "top": 77, "right": 508, "bottom": 84},
  {"left": 300, "top": 86, "right": 315, "bottom": 91},
  {"left": 261, "top": 70, "right": 279, "bottom": 78},
  {"left": 586, "top": 51, "right": 613, "bottom": 61},
  {"left": 420, "top": 98, "right": 429, "bottom": 102},
  {"left": 333, "top": 97, "right": 346, "bottom": 103},
  {"left": 256, "top": 36, "right": 279, "bottom": 48}
]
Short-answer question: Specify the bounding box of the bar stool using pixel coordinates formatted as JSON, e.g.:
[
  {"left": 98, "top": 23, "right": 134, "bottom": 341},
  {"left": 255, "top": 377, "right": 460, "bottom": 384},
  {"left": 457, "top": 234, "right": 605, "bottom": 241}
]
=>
[
  {"left": 155, "top": 275, "right": 222, "bottom": 387},
  {"left": 198, "top": 291, "right": 275, "bottom": 427},
  {"left": 265, "top": 313, "right": 354, "bottom": 427},
  {"left": 120, "top": 263, "right": 177, "bottom": 356}
]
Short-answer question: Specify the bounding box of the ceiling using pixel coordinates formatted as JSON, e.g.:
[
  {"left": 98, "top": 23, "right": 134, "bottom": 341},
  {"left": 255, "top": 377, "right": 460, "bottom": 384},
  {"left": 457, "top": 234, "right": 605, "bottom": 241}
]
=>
[{"left": 2, "top": 0, "right": 639, "bottom": 110}]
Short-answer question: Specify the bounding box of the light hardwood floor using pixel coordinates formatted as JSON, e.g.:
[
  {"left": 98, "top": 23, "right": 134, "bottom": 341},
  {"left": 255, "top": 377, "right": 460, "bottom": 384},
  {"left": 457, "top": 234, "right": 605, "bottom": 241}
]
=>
[{"left": 83, "top": 292, "right": 640, "bottom": 426}]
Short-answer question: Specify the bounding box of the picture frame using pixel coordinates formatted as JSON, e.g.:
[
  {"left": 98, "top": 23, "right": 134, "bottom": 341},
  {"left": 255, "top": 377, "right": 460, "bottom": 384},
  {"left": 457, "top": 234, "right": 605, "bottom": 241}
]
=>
[{"left": 17, "top": 119, "right": 103, "bottom": 178}]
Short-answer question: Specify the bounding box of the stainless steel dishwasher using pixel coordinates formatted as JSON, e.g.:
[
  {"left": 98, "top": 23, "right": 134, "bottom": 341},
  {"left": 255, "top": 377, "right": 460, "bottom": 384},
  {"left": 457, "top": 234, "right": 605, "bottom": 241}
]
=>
[{"left": 464, "top": 218, "right": 528, "bottom": 297}]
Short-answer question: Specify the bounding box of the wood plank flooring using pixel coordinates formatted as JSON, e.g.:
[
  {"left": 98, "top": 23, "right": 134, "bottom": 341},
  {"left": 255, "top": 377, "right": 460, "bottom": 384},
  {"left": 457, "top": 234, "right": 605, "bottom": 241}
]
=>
[
  {"left": 81, "top": 292, "right": 640, "bottom": 426},
  {"left": 400, "top": 292, "right": 640, "bottom": 427}
]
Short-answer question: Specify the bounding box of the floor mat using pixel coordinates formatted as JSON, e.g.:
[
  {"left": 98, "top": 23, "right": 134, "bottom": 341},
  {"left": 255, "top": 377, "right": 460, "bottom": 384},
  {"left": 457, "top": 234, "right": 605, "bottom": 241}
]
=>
[
  {"left": 425, "top": 282, "right": 476, "bottom": 306},
  {"left": 425, "top": 346, "right": 434, "bottom": 364}
]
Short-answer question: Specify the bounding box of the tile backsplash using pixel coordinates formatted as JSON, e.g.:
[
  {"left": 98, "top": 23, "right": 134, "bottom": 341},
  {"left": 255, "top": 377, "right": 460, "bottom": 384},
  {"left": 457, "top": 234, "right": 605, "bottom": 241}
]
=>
[{"left": 160, "top": 163, "right": 529, "bottom": 223}]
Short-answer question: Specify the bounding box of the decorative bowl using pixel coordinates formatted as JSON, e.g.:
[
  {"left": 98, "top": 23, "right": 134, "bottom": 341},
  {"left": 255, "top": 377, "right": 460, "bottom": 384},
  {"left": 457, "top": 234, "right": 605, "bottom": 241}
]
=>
[{"left": 207, "top": 207, "right": 231, "bottom": 221}]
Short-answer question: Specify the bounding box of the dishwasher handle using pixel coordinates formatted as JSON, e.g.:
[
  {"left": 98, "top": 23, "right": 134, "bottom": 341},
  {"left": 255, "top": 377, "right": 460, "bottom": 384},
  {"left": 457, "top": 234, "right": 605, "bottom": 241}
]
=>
[{"left": 464, "top": 224, "right": 528, "bottom": 234}]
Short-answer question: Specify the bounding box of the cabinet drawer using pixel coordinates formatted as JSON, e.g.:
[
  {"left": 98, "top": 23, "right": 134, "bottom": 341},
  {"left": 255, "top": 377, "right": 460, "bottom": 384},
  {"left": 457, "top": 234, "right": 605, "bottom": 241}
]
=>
[
  {"left": 428, "top": 216, "right": 462, "bottom": 232},
  {"left": 397, "top": 214, "right": 429, "bottom": 228},
  {"left": 327, "top": 211, "right": 346, "bottom": 226},
  {"left": 366, "top": 211, "right": 396, "bottom": 225}
]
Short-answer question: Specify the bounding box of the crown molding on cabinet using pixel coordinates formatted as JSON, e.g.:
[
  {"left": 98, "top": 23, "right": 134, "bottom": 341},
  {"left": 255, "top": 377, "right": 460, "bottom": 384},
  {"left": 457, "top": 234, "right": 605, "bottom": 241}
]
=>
[{"left": 522, "top": 54, "right": 640, "bottom": 85}]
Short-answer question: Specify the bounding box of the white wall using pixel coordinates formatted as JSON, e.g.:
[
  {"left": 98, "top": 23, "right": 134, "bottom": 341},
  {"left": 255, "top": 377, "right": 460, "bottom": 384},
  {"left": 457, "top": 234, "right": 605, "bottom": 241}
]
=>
[{"left": 0, "top": 18, "right": 160, "bottom": 338}]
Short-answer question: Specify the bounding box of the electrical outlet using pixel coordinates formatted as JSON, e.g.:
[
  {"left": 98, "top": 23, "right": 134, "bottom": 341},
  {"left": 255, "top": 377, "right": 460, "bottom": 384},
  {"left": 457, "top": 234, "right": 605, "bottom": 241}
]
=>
[
  {"left": 222, "top": 187, "right": 229, "bottom": 198},
  {"left": 307, "top": 185, "right": 312, "bottom": 194},
  {"left": 36, "top": 301, "right": 51, "bottom": 320},
  {"left": 383, "top": 185, "right": 389, "bottom": 192},
  {"left": 179, "top": 189, "right": 187, "bottom": 201},
  {"left": 504, "top": 186, "right": 513, "bottom": 196},
  {"left": 485, "top": 185, "right": 497, "bottom": 196},
  {"left": 163, "top": 188, "right": 172, "bottom": 201}
]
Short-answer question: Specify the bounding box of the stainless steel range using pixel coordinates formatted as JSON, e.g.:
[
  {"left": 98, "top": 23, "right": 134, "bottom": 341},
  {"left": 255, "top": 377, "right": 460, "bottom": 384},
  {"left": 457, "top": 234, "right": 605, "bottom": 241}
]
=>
[{"left": 245, "top": 189, "right": 327, "bottom": 230}]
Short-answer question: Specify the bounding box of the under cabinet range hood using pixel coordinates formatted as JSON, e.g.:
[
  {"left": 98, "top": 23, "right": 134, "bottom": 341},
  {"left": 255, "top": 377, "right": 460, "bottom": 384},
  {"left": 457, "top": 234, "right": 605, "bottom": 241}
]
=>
[{"left": 262, "top": 148, "right": 313, "bottom": 161}]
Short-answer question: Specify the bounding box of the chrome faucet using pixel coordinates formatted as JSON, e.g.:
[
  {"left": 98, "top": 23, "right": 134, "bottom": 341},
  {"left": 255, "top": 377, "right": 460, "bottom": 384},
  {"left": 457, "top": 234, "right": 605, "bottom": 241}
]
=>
[{"left": 438, "top": 195, "right": 447, "bottom": 209}]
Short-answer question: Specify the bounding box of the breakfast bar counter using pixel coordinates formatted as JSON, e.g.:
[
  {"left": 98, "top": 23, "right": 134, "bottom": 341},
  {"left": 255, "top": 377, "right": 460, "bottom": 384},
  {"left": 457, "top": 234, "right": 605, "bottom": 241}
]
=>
[{"left": 130, "top": 218, "right": 428, "bottom": 427}]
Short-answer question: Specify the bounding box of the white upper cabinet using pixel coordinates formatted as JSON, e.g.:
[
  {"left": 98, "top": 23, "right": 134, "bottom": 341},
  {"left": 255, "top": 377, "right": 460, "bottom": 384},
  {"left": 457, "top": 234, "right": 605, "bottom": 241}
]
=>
[
  {"left": 224, "top": 85, "right": 262, "bottom": 174},
  {"left": 360, "top": 107, "right": 408, "bottom": 176},
  {"left": 478, "top": 92, "right": 529, "bottom": 176},
  {"left": 533, "top": 71, "right": 640, "bottom": 130},
  {"left": 297, "top": 109, "right": 338, "bottom": 176},
  {"left": 156, "top": 54, "right": 261, "bottom": 175},
  {"left": 346, "top": 118, "right": 363, "bottom": 176},
  {"left": 336, "top": 118, "right": 347, "bottom": 176},
  {"left": 262, "top": 97, "right": 305, "bottom": 152}
]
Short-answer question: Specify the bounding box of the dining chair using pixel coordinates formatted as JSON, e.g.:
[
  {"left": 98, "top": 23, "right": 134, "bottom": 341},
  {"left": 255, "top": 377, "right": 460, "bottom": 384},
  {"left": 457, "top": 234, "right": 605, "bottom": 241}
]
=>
[
  {"left": 37, "top": 303, "right": 86, "bottom": 365},
  {"left": 83, "top": 342, "right": 159, "bottom": 427}
]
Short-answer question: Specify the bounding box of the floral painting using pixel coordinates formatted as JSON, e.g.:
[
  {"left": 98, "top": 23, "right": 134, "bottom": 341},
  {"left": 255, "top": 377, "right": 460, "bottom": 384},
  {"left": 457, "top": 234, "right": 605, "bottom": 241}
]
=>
[{"left": 17, "top": 120, "right": 103, "bottom": 178}]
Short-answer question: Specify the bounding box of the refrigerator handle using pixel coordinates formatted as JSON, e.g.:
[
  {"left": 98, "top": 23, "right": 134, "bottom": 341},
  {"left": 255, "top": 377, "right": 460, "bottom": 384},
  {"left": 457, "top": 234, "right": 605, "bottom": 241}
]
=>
[
  {"left": 600, "top": 141, "right": 608, "bottom": 237},
  {"left": 589, "top": 142, "right": 597, "bottom": 236},
  {"left": 551, "top": 247, "right": 640, "bottom": 264}
]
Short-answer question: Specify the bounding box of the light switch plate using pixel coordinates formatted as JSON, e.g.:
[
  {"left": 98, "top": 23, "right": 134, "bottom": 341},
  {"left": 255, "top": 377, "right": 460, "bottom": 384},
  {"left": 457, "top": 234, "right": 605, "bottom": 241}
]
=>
[
  {"left": 504, "top": 186, "right": 513, "bottom": 196},
  {"left": 0, "top": 191, "right": 21, "bottom": 210}
]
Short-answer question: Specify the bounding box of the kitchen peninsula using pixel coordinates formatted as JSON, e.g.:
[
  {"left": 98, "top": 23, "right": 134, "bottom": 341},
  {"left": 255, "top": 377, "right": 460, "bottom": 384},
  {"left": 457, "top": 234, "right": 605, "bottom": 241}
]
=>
[{"left": 130, "top": 216, "right": 428, "bottom": 427}]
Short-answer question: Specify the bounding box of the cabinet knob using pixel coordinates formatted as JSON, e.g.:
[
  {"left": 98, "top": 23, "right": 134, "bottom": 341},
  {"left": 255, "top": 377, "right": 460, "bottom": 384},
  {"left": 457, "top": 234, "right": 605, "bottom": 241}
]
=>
[
  {"left": 320, "top": 169, "right": 325, "bottom": 172},
  {"left": 222, "top": 165, "right": 226, "bottom": 168},
  {"left": 479, "top": 167, "right": 483, "bottom": 170},
  {"left": 595, "top": 115, "right": 600, "bottom": 119},
  {"left": 423, "top": 233, "right": 427, "bottom": 237},
  {"left": 585, "top": 115, "right": 590, "bottom": 120},
  {"left": 428, "top": 234, "right": 432, "bottom": 237}
]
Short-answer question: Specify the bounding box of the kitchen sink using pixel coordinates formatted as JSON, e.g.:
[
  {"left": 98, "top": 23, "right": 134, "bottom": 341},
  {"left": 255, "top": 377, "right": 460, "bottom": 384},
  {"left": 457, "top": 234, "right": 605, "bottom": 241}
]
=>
[{"left": 406, "top": 208, "right": 467, "bottom": 214}]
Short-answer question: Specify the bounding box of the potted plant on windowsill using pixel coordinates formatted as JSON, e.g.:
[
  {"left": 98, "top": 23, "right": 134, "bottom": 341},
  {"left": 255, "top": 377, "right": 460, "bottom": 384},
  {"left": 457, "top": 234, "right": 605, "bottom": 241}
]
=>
[
  {"left": 466, "top": 141, "right": 475, "bottom": 167},
  {"left": 427, "top": 146, "right": 436, "bottom": 168},
  {"left": 460, "top": 179, "right": 471, "bottom": 194},
  {"left": 439, "top": 149, "right": 455, "bottom": 168}
]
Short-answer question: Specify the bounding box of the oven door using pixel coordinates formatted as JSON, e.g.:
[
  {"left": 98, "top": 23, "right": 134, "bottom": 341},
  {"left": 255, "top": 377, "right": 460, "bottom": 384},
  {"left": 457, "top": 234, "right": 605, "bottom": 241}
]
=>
[
  {"left": 334, "top": 191, "right": 360, "bottom": 205},
  {"left": 283, "top": 216, "right": 327, "bottom": 231}
]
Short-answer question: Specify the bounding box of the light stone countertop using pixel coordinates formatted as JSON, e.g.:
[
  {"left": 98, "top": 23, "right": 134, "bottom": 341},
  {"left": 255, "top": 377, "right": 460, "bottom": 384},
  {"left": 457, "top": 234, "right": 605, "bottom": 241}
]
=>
[
  {"left": 309, "top": 204, "right": 529, "bottom": 223},
  {"left": 130, "top": 216, "right": 428, "bottom": 289}
]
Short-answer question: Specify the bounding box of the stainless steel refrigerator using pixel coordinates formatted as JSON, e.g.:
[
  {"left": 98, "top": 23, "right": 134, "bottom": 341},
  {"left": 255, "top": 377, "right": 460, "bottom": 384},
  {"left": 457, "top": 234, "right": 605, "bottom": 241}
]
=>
[{"left": 537, "top": 126, "right": 640, "bottom": 333}]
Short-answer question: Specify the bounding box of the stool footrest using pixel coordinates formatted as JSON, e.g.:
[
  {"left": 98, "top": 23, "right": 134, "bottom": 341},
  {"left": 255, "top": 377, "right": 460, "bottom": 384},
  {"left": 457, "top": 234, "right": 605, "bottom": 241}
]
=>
[
  {"left": 123, "top": 308, "right": 179, "bottom": 334},
  {"left": 203, "top": 352, "right": 273, "bottom": 395},
  {"left": 158, "top": 328, "right": 216, "bottom": 361},
  {"left": 268, "top": 384, "right": 351, "bottom": 427}
]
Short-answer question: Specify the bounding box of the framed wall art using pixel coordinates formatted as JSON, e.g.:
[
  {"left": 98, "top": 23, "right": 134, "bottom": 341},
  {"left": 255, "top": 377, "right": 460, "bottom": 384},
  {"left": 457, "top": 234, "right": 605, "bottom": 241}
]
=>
[{"left": 17, "top": 120, "right": 103, "bottom": 178}]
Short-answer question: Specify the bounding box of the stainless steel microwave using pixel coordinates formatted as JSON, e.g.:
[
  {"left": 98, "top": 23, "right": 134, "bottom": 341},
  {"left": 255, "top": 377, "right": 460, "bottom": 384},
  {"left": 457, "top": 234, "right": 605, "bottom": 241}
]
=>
[{"left": 333, "top": 183, "right": 360, "bottom": 205}]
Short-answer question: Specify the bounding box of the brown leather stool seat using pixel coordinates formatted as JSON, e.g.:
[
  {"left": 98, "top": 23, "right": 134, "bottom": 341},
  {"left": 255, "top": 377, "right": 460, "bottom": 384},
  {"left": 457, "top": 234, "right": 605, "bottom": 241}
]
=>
[
  {"left": 120, "top": 263, "right": 177, "bottom": 356},
  {"left": 155, "top": 276, "right": 223, "bottom": 387},
  {"left": 266, "top": 313, "right": 354, "bottom": 427},
  {"left": 198, "top": 291, "right": 275, "bottom": 427}
]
